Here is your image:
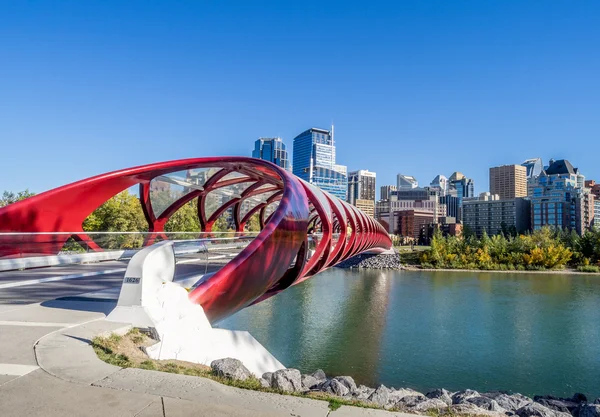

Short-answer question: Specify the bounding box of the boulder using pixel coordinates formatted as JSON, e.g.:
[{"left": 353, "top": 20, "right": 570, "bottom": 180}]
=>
[
  {"left": 395, "top": 394, "right": 427, "bottom": 408},
  {"left": 262, "top": 372, "right": 273, "bottom": 386},
  {"left": 367, "top": 385, "right": 390, "bottom": 407},
  {"left": 271, "top": 369, "right": 302, "bottom": 393},
  {"left": 426, "top": 388, "right": 453, "bottom": 406},
  {"left": 577, "top": 404, "right": 600, "bottom": 417},
  {"left": 388, "top": 387, "right": 424, "bottom": 406},
  {"left": 259, "top": 378, "right": 270, "bottom": 388},
  {"left": 210, "top": 358, "right": 252, "bottom": 381},
  {"left": 301, "top": 374, "right": 320, "bottom": 390},
  {"left": 490, "top": 393, "right": 532, "bottom": 412},
  {"left": 468, "top": 396, "right": 507, "bottom": 413},
  {"left": 452, "top": 389, "right": 481, "bottom": 404},
  {"left": 516, "top": 401, "right": 572, "bottom": 417},
  {"left": 354, "top": 385, "right": 375, "bottom": 401},
  {"left": 534, "top": 398, "right": 577, "bottom": 414},
  {"left": 571, "top": 394, "right": 588, "bottom": 404},
  {"left": 322, "top": 378, "right": 350, "bottom": 397},
  {"left": 334, "top": 376, "right": 357, "bottom": 393},
  {"left": 311, "top": 369, "right": 327, "bottom": 384},
  {"left": 412, "top": 398, "right": 450, "bottom": 412}
]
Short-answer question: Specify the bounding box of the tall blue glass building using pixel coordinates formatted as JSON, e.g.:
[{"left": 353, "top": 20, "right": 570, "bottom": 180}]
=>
[
  {"left": 292, "top": 127, "right": 347, "bottom": 200},
  {"left": 252, "top": 137, "right": 290, "bottom": 171}
]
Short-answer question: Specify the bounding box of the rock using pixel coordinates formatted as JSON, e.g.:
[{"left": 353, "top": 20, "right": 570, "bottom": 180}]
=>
[
  {"left": 594, "top": 399, "right": 600, "bottom": 405},
  {"left": 354, "top": 385, "right": 375, "bottom": 401},
  {"left": 395, "top": 394, "right": 427, "bottom": 408},
  {"left": 335, "top": 252, "right": 404, "bottom": 270},
  {"left": 311, "top": 369, "right": 327, "bottom": 383},
  {"left": 468, "top": 396, "right": 507, "bottom": 413},
  {"left": 571, "top": 394, "right": 588, "bottom": 404},
  {"left": 427, "top": 388, "right": 453, "bottom": 406},
  {"left": 301, "top": 374, "right": 320, "bottom": 390},
  {"left": 259, "top": 378, "right": 270, "bottom": 388},
  {"left": 322, "top": 378, "right": 350, "bottom": 396},
  {"left": 490, "top": 393, "right": 532, "bottom": 412},
  {"left": 577, "top": 404, "right": 600, "bottom": 417},
  {"left": 262, "top": 372, "right": 273, "bottom": 385},
  {"left": 452, "top": 389, "right": 481, "bottom": 404},
  {"left": 412, "top": 398, "right": 450, "bottom": 412},
  {"left": 334, "top": 376, "right": 357, "bottom": 393},
  {"left": 271, "top": 369, "right": 302, "bottom": 392},
  {"left": 516, "top": 402, "right": 572, "bottom": 417},
  {"left": 210, "top": 358, "right": 252, "bottom": 381},
  {"left": 388, "top": 387, "right": 423, "bottom": 402},
  {"left": 535, "top": 398, "right": 577, "bottom": 414},
  {"left": 367, "top": 385, "right": 390, "bottom": 406}
]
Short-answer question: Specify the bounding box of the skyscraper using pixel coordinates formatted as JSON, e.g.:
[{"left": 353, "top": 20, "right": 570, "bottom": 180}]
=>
[
  {"left": 529, "top": 159, "right": 594, "bottom": 235},
  {"left": 252, "top": 137, "right": 290, "bottom": 170},
  {"left": 397, "top": 174, "right": 418, "bottom": 189},
  {"left": 430, "top": 174, "right": 449, "bottom": 196},
  {"left": 489, "top": 164, "right": 528, "bottom": 200},
  {"left": 348, "top": 170, "right": 376, "bottom": 217},
  {"left": 292, "top": 127, "right": 348, "bottom": 200},
  {"left": 348, "top": 170, "right": 376, "bottom": 205},
  {"left": 448, "top": 172, "right": 475, "bottom": 221},
  {"left": 380, "top": 185, "right": 397, "bottom": 201},
  {"left": 522, "top": 158, "right": 544, "bottom": 181}
]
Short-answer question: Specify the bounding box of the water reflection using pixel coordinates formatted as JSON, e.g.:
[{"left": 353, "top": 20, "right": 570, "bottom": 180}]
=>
[{"left": 217, "top": 269, "right": 600, "bottom": 398}]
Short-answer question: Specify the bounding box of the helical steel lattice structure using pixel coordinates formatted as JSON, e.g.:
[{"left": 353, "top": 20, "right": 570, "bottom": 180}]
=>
[{"left": 0, "top": 157, "right": 392, "bottom": 322}]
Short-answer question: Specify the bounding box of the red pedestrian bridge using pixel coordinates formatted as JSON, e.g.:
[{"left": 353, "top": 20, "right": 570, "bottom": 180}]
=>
[{"left": 0, "top": 157, "right": 391, "bottom": 321}]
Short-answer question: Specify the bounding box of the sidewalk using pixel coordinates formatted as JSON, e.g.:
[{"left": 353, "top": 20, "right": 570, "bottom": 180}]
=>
[{"left": 0, "top": 299, "right": 414, "bottom": 416}]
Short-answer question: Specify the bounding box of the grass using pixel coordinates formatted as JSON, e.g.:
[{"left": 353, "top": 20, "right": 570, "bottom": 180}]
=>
[
  {"left": 577, "top": 265, "right": 600, "bottom": 273},
  {"left": 91, "top": 329, "right": 384, "bottom": 412}
]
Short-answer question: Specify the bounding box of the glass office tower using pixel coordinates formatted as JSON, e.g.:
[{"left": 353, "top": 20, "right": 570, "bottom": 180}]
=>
[
  {"left": 252, "top": 137, "right": 290, "bottom": 171},
  {"left": 292, "top": 127, "right": 348, "bottom": 200}
]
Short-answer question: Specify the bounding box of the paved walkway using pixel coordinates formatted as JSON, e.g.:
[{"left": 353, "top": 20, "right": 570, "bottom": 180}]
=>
[{"left": 0, "top": 298, "right": 414, "bottom": 416}]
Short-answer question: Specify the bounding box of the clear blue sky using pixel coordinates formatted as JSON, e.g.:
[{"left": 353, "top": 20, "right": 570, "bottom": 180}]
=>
[{"left": 1, "top": 1, "right": 599, "bottom": 197}]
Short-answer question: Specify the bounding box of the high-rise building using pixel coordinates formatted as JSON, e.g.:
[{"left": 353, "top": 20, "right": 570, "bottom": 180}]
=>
[
  {"left": 355, "top": 199, "right": 375, "bottom": 218},
  {"left": 448, "top": 172, "right": 475, "bottom": 221},
  {"left": 594, "top": 201, "right": 600, "bottom": 230},
  {"left": 529, "top": 159, "right": 594, "bottom": 235},
  {"left": 380, "top": 185, "right": 397, "bottom": 201},
  {"left": 252, "top": 137, "right": 290, "bottom": 170},
  {"left": 397, "top": 174, "right": 418, "bottom": 190},
  {"left": 348, "top": 170, "right": 376, "bottom": 206},
  {"left": 463, "top": 195, "right": 531, "bottom": 237},
  {"left": 489, "top": 164, "right": 528, "bottom": 200},
  {"left": 430, "top": 175, "right": 448, "bottom": 196},
  {"left": 292, "top": 127, "right": 348, "bottom": 200},
  {"left": 522, "top": 158, "right": 544, "bottom": 181}
]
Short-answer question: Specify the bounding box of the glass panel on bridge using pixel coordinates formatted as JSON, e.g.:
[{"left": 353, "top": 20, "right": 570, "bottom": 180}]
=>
[{"left": 150, "top": 168, "right": 220, "bottom": 217}]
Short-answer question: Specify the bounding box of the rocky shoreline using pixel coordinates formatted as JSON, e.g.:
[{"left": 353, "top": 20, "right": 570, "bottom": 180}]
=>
[
  {"left": 335, "top": 251, "right": 404, "bottom": 270},
  {"left": 211, "top": 358, "right": 600, "bottom": 417}
]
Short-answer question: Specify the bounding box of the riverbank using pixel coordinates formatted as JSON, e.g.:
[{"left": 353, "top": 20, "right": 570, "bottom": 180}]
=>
[
  {"left": 404, "top": 265, "right": 600, "bottom": 275},
  {"left": 94, "top": 329, "right": 600, "bottom": 417},
  {"left": 341, "top": 248, "right": 600, "bottom": 275}
]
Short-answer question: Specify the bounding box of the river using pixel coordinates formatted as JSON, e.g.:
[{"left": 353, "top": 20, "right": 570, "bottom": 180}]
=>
[{"left": 217, "top": 268, "right": 600, "bottom": 398}]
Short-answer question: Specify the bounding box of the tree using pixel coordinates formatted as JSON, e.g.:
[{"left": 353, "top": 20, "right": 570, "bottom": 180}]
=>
[
  {"left": 164, "top": 199, "right": 200, "bottom": 233},
  {"left": 0, "top": 189, "right": 36, "bottom": 207},
  {"left": 83, "top": 190, "right": 148, "bottom": 249},
  {"left": 245, "top": 213, "right": 261, "bottom": 232}
]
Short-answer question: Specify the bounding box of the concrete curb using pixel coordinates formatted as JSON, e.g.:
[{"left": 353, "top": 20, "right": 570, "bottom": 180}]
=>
[{"left": 34, "top": 319, "right": 132, "bottom": 385}]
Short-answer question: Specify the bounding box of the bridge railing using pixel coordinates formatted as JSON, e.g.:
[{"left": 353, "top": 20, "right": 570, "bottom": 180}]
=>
[{"left": 0, "top": 231, "right": 258, "bottom": 272}]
